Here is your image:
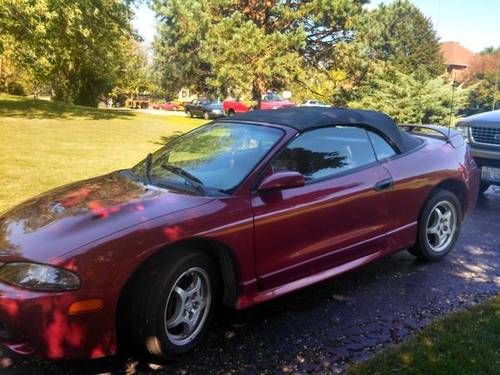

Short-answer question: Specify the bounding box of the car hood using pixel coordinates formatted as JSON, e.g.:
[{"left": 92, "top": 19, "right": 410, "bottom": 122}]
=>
[{"left": 0, "top": 172, "right": 214, "bottom": 263}]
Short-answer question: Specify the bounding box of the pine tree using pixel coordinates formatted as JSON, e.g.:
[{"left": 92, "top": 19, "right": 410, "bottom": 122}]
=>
[
  {"left": 152, "top": 0, "right": 367, "bottom": 101},
  {"left": 359, "top": 0, "right": 444, "bottom": 77},
  {"left": 349, "top": 65, "right": 469, "bottom": 124}
]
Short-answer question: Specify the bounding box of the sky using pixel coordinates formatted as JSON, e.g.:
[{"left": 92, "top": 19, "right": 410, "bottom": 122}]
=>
[{"left": 133, "top": 0, "right": 500, "bottom": 53}]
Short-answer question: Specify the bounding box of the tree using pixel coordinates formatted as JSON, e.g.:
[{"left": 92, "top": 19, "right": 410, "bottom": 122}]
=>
[
  {"left": 462, "top": 47, "right": 499, "bottom": 114},
  {"left": 201, "top": 10, "right": 305, "bottom": 101},
  {"left": 0, "top": 0, "right": 139, "bottom": 106},
  {"left": 110, "top": 40, "right": 154, "bottom": 106},
  {"left": 152, "top": 0, "right": 213, "bottom": 98},
  {"left": 349, "top": 65, "right": 470, "bottom": 124},
  {"left": 152, "top": 0, "right": 367, "bottom": 101},
  {"left": 359, "top": 0, "right": 444, "bottom": 77}
]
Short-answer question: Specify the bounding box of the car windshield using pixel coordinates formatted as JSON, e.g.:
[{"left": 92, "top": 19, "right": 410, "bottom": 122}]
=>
[
  {"left": 262, "top": 93, "right": 283, "bottom": 101},
  {"left": 132, "top": 122, "right": 283, "bottom": 193}
]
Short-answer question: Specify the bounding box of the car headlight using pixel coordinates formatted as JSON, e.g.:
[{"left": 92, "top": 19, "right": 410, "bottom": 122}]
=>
[
  {"left": 456, "top": 124, "right": 469, "bottom": 142},
  {"left": 0, "top": 262, "right": 80, "bottom": 292}
]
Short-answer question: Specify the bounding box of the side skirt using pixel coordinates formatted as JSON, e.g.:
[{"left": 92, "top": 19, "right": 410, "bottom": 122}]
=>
[{"left": 236, "top": 249, "right": 391, "bottom": 309}]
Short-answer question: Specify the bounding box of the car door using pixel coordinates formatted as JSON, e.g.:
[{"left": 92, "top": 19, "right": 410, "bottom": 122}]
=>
[
  {"left": 188, "top": 99, "right": 200, "bottom": 115},
  {"left": 198, "top": 100, "right": 211, "bottom": 116},
  {"left": 366, "top": 130, "right": 426, "bottom": 251},
  {"left": 252, "top": 126, "right": 393, "bottom": 289}
]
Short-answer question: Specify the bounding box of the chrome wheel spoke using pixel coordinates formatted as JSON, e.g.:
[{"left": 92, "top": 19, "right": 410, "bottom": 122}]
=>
[
  {"left": 164, "top": 267, "right": 212, "bottom": 346},
  {"left": 186, "top": 273, "right": 202, "bottom": 299},
  {"left": 425, "top": 200, "right": 457, "bottom": 253},
  {"left": 174, "top": 286, "right": 188, "bottom": 306},
  {"left": 166, "top": 307, "right": 185, "bottom": 329},
  {"left": 427, "top": 222, "right": 440, "bottom": 235}
]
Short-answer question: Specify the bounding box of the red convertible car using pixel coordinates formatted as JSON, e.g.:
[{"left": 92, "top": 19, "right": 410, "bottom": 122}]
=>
[{"left": 0, "top": 108, "right": 479, "bottom": 360}]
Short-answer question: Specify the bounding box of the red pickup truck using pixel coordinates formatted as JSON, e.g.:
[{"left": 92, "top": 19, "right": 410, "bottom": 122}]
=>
[{"left": 223, "top": 92, "right": 295, "bottom": 115}]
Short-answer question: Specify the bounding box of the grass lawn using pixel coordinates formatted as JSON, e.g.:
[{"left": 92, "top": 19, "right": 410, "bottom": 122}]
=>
[
  {"left": 349, "top": 295, "right": 500, "bottom": 375},
  {"left": 0, "top": 94, "right": 206, "bottom": 213}
]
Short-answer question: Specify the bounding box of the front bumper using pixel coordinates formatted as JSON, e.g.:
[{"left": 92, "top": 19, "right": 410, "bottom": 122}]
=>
[
  {"left": 470, "top": 146, "right": 500, "bottom": 162},
  {"left": 0, "top": 282, "right": 117, "bottom": 359},
  {"left": 469, "top": 144, "right": 500, "bottom": 186},
  {"left": 209, "top": 111, "right": 225, "bottom": 118}
]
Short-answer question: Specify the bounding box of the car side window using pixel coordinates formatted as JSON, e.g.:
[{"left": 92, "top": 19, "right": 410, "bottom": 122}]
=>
[
  {"left": 272, "top": 127, "right": 377, "bottom": 181},
  {"left": 367, "top": 131, "right": 397, "bottom": 160}
]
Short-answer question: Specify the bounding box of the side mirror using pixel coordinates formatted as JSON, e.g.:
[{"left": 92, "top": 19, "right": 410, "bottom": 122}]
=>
[{"left": 258, "top": 171, "right": 305, "bottom": 192}]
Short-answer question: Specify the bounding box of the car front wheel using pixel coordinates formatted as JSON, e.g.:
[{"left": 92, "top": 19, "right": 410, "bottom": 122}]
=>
[
  {"left": 408, "top": 190, "right": 461, "bottom": 261},
  {"left": 126, "top": 249, "right": 218, "bottom": 358}
]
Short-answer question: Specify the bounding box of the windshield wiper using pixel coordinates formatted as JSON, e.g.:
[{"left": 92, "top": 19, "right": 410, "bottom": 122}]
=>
[{"left": 161, "top": 163, "right": 205, "bottom": 193}]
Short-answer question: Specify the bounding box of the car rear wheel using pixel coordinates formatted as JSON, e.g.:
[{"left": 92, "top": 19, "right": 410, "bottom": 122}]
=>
[
  {"left": 408, "top": 190, "right": 461, "bottom": 261},
  {"left": 125, "top": 249, "right": 218, "bottom": 358},
  {"left": 186, "top": 110, "right": 193, "bottom": 118},
  {"left": 203, "top": 111, "right": 210, "bottom": 120},
  {"left": 227, "top": 109, "right": 235, "bottom": 116}
]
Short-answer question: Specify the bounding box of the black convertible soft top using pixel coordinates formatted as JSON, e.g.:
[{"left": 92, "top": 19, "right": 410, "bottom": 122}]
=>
[{"left": 223, "top": 107, "right": 416, "bottom": 153}]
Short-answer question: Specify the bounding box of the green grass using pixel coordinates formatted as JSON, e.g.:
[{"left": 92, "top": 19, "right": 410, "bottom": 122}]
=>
[
  {"left": 349, "top": 295, "right": 500, "bottom": 375},
  {"left": 0, "top": 94, "right": 206, "bottom": 213}
]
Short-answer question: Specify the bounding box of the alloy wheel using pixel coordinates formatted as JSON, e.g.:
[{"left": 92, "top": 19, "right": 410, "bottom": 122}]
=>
[
  {"left": 164, "top": 267, "right": 212, "bottom": 346},
  {"left": 425, "top": 200, "right": 457, "bottom": 252}
]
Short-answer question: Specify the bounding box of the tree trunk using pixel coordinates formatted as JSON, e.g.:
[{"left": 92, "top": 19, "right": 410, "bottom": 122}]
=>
[{"left": 252, "top": 78, "right": 266, "bottom": 109}]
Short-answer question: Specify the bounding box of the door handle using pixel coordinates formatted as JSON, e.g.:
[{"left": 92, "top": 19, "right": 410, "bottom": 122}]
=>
[{"left": 374, "top": 178, "right": 393, "bottom": 191}]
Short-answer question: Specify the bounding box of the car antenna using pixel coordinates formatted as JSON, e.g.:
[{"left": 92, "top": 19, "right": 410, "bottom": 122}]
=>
[{"left": 447, "top": 70, "right": 456, "bottom": 140}]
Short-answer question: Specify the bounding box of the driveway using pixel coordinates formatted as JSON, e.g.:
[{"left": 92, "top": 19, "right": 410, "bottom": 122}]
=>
[{"left": 2, "top": 188, "right": 499, "bottom": 374}]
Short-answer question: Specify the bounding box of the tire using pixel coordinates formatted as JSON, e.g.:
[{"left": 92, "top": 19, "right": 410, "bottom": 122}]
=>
[
  {"left": 408, "top": 189, "right": 462, "bottom": 261},
  {"left": 479, "top": 182, "right": 490, "bottom": 195},
  {"left": 125, "top": 248, "right": 219, "bottom": 358},
  {"left": 227, "top": 109, "right": 235, "bottom": 116},
  {"left": 203, "top": 111, "right": 210, "bottom": 120},
  {"left": 186, "top": 110, "right": 193, "bottom": 118}
]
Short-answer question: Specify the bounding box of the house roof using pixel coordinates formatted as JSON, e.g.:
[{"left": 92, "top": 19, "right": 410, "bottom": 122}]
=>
[{"left": 440, "top": 41, "right": 476, "bottom": 68}]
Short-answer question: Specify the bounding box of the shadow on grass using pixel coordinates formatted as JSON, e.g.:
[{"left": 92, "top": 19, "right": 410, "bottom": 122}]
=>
[
  {"left": 0, "top": 97, "right": 135, "bottom": 120},
  {"left": 151, "top": 131, "right": 184, "bottom": 146}
]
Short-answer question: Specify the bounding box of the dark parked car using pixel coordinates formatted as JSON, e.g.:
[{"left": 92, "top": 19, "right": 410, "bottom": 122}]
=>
[
  {"left": 456, "top": 110, "right": 500, "bottom": 194},
  {"left": 0, "top": 108, "right": 479, "bottom": 360},
  {"left": 184, "top": 99, "right": 224, "bottom": 119}
]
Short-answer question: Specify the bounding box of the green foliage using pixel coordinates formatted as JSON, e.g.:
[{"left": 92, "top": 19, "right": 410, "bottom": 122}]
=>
[
  {"left": 359, "top": 0, "right": 444, "bottom": 77},
  {"left": 349, "top": 296, "right": 500, "bottom": 375},
  {"left": 152, "top": 0, "right": 212, "bottom": 98},
  {"left": 0, "top": 0, "right": 142, "bottom": 106},
  {"left": 202, "top": 10, "right": 305, "bottom": 99},
  {"left": 350, "top": 66, "right": 469, "bottom": 124},
  {"left": 463, "top": 48, "right": 499, "bottom": 114},
  {"left": 111, "top": 40, "right": 154, "bottom": 105},
  {"left": 152, "top": 0, "right": 367, "bottom": 100},
  {"left": 466, "top": 73, "right": 499, "bottom": 114}
]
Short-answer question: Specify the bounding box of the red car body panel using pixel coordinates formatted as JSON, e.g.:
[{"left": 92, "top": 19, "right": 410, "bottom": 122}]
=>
[
  {"left": 0, "top": 122, "right": 479, "bottom": 359},
  {"left": 154, "top": 102, "right": 178, "bottom": 111},
  {"left": 223, "top": 100, "right": 250, "bottom": 114},
  {"left": 223, "top": 99, "right": 295, "bottom": 114}
]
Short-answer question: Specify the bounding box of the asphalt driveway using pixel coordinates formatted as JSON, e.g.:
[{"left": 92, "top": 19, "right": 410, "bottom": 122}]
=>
[{"left": 2, "top": 188, "right": 499, "bottom": 374}]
